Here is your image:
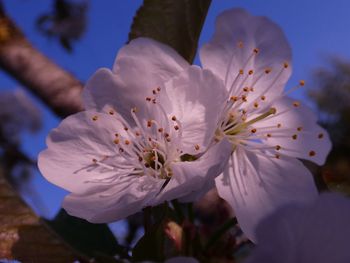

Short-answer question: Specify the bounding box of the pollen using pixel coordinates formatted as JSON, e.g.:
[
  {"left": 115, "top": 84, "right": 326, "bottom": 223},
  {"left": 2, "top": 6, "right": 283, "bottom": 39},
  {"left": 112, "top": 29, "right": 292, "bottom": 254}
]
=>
[
  {"left": 275, "top": 154, "right": 280, "bottom": 159},
  {"left": 253, "top": 48, "right": 259, "bottom": 54},
  {"left": 299, "top": 80, "right": 305, "bottom": 86},
  {"left": 92, "top": 158, "right": 97, "bottom": 163},
  {"left": 275, "top": 145, "right": 281, "bottom": 151},
  {"left": 146, "top": 97, "right": 152, "bottom": 101},
  {"left": 309, "top": 150, "right": 316, "bottom": 157},
  {"left": 165, "top": 133, "right": 170, "bottom": 138},
  {"left": 124, "top": 140, "right": 130, "bottom": 145},
  {"left": 242, "top": 95, "right": 247, "bottom": 102},
  {"left": 293, "top": 101, "right": 300, "bottom": 107},
  {"left": 265, "top": 68, "right": 272, "bottom": 74},
  {"left": 109, "top": 110, "right": 115, "bottom": 115},
  {"left": 124, "top": 127, "right": 129, "bottom": 131},
  {"left": 92, "top": 115, "right": 98, "bottom": 121},
  {"left": 261, "top": 95, "right": 266, "bottom": 101},
  {"left": 114, "top": 139, "right": 120, "bottom": 144},
  {"left": 147, "top": 120, "right": 153, "bottom": 127},
  {"left": 171, "top": 115, "right": 177, "bottom": 121},
  {"left": 152, "top": 89, "right": 157, "bottom": 95},
  {"left": 254, "top": 102, "right": 259, "bottom": 108},
  {"left": 239, "top": 69, "right": 244, "bottom": 75},
  {"left": 174, "top": 125, "right": 179, "bottom": 130},
  {"left": 248, "top": 70, "right": 254, "bottom": 75},
  {"left": 251, "top": 128, "right": 257, "bottom": 133},
  {"left": 115, "top": 133, "right": 119, "bottom": 137},
  {"left": 243, "top": 87, "right": 249, "bottom": 92},
  {"left": 283, "top": 62, "right": 289, "bottom": 68},
  {"left": 158, "top": 128, "right": 164, "bottom": 133},
  {"left": 194, "top": 144, "right": 200, "bottom": 151},
  {"left": 292, "top": 134, "right": 298, "bottom": 140},
  {"left": 318, "top": 133, "right": 324, "bottom": 139},
  {"left": 267, "top": 133, "right": 272, "bottom": 138},
  {"left": 230, "top": 96, "right": 238, "bottom": 102},
  {"left": 297, "top": 126, "right": 303, "bottom": 132}
]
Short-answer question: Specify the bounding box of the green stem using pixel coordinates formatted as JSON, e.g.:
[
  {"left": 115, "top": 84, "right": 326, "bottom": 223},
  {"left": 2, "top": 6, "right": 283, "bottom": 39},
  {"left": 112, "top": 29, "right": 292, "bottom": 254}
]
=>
[
  {"left": 204, "top": 217, "right": 237, "bottom": 250},
  {"left": 172, "top": 199, "right": 185, "bottom": 222}
]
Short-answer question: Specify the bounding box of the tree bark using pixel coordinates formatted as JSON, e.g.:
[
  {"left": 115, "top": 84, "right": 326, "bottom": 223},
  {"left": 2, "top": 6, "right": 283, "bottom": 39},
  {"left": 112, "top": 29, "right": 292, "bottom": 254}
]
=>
[{"left": 0, "top": 3, "right": 83, "bottom": 118}]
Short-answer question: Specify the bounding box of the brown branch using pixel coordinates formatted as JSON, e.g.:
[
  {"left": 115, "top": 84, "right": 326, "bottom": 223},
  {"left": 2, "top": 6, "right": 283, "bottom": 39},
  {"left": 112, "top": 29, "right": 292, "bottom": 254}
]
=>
[{"left": 0, "top": 3, "right": 83, "bottom": 117}]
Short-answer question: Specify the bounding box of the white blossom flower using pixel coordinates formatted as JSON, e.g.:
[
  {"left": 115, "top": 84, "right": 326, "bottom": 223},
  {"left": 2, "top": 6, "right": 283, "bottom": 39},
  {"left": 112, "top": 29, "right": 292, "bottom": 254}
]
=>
[
  {"left": 199, "top": 9, "right": 332, "bottom": 241},
  {"left": 38, "top": 38, "right": 231, "bottom": 222},
  {"left": 244, "top": 193, "right": 350, "bottom": 263}
]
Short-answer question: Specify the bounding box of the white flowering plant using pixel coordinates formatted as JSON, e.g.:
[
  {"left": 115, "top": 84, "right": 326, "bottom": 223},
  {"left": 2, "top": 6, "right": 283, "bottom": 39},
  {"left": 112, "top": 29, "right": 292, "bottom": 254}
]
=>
[{"left": 3, "top": 1, "right": 349, "bottom": 263}]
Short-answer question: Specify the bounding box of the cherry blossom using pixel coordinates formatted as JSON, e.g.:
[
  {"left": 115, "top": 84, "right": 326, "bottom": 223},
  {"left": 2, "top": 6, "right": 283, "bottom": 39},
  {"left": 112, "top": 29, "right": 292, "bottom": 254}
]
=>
[
  {"left": 244, "top": 193, "right": 350, "bottom": 263},
  {"left": 38, "top": 38, "right": 231, "bottom": 222},
  {"left": 200, "top": 9, "right": 332, "bottom": 241}
]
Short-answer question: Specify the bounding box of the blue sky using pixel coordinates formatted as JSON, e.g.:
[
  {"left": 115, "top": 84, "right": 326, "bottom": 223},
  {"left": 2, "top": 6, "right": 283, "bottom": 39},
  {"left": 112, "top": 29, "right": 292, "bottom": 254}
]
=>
[{"left": 1, "top": 0, "right": 350, "bottom": 218}]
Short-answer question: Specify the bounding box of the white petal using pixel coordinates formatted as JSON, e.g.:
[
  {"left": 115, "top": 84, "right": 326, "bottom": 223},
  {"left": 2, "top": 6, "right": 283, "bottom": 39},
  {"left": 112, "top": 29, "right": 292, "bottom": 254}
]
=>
[
  {"left": 246, "top": 193, "right": 350, "bottom": 263},
  {"left": 159, "top": 66, "right": 228, "bottom": 154},
  {"left": 200, "top": 9, "right": 291, "bottom": 104},
  {"left": 83, "top": 38, "right": 189, "bottom": 121},
  {"left": 63, "top": 176, "right": 165, "bottom": 223},
  {"left": 253, "top": 96, "right": 332, "bottom": 165},
  {"left": 38, "top": 110, "right": 132, "bottom": 194},
  {"left": 158, "top": 139, "right": 232, "bottom": 203},
  {"left": 215, "top": 147, "right": 318, "bottom": 242}
]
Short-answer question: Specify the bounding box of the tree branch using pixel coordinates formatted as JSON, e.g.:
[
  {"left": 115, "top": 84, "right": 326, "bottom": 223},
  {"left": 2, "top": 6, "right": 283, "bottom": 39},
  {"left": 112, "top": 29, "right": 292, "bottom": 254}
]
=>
[{"left": 0, "top": 3, "right": 83, "bottom": 117}]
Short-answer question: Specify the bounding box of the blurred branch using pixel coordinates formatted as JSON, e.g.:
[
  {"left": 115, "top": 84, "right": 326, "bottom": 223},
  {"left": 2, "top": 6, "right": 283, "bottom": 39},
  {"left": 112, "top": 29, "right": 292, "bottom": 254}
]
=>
[{"left": 0, "top": 2, "right": 83, "bottom": 117}]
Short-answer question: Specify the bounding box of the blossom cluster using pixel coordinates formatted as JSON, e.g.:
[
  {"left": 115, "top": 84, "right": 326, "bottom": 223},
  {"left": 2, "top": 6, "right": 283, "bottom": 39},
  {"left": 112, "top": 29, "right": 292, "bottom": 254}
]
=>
[{"left": 38, "top": 9, "right": 331, "bottom": 242}]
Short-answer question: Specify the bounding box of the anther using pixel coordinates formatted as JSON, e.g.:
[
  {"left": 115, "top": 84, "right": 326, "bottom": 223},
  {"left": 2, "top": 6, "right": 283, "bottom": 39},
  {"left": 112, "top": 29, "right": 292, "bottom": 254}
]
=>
[
  {"left": 260, "top": 95, "right": 266, "bottom": 101},
  {"left": 171, "top": 116, "right": 177, "bottom": 121},
  {"left": 242, "top": 95, "right": 247, "bottom": 102},
  {"left": 293, "top": 101, "right": 300, "bottom": 107},
  {"left": 250, "top": 87, "right": 254, "bottom": 92},
  {"left": 125, "top": 140, "right": 130, "bottom": 145},
  {"left": 115, "top": 133, "right": 119, "bottom": 137},
  {"left": 195, "top": 144, "right": 200, "bottom": 151},
  {"left": 124, "top": 127, "right": 128, "bottom": 131},
  {"left": 152, "top": 99, "right": 156, "bottom": 104},
  {"left": 146, "top": 97, "right": 152, "bottom": 101},
  {"left": 265, "top": 68, "right": 272, "bottom": 74},
  {"left": 275, "top": 154, "right": 280, "bottom": 159},
  {"left": 152, "top": 89, "right": 157, "bottom": 95},
  {"left": 243, "top": 87, "right": 249, "bottom": 92},
  {"left": 318, "top": 133, "right": 324, "bottom": 139},
  {"left": 119, "top": 148, "right": 124, "bottom": 153},
  {"left": 138, "top": 156, "right": 143, "bottom": 162},
  {"left": 309, "top": 150, "right": 316, "bottom": 157},
  {"left": 166, "top": 138, "right": 171, "bottom": 142},
  {"left": 114, "top": 139, "right": 120, "bottom": 144},
  {"left": 299, "top": 80, "right": 305, "bottom": 86},
  {"left": 253, "top": 102, "right": 259, "bottom": 108},
  {"left": 174, "top": 125, "right": 179, "bottom": 130},
  {"left": 92, "top": 115, "right": 98, "bottom": 121},
  {"left": 248, "top": 70, "right": 254, "bottom": 75},
  {"left": 158, "top": 128, "right": 164, "bottom": 133},
  {"left": 92, "top": 158, "right": 97, "bottom": 163},
  {"left": 251, "top": 128, "right": 257, "bottom": 133},
  {"left": 253, "top": 48, "right": 259, "bottom": 54},
  {"left": 275, "top": 145, "right": 281, "bottom": 151},
  {"left": 277, "top": 123, "right": 282, "bottom": 128},
  {"left": 292, "top": 134, "right": 298, "bottom": 140},
  {"left": 238, "top": 41, "right": 244, "bottom": 48},
  {"left": 297, "top": 126, "right": 303, "bottom": 132},
  {"left": 132, "top": 107, "right": 138, "bottom": 113},
  {"left": 157, "top": 87, "right": 161, "bottom": 92},
  {"left": 145, "top": 163, "right": 150, "bottom": 168},
  {"left": 230, "top": 96, "right": 238, "bottom": 102},
  {"left": 239, "top": 69, "right": 244, "bottom": 75},
  {"left": 267, "top": 133, "right": 272, "bottom": 138},
  {"left": 165, "top": 133, "right": 170, "bottom": 138},
  {"left": 283, "top": 62, "right": 289, "bottom": 68},
  {"left": 109, "top": 110, "right": 114, "bottom": 115},
  {"left": 135, "top": 131, "right": 140, "bottom": 136},
  {"left": 147, "top": 120, "right": 152, "bottom": 127}
]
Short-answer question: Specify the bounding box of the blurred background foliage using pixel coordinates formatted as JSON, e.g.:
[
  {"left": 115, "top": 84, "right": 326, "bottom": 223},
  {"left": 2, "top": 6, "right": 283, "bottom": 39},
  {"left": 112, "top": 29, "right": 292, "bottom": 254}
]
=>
[{"left": 0, "top": 0, "right": 348, "bottom": 262}]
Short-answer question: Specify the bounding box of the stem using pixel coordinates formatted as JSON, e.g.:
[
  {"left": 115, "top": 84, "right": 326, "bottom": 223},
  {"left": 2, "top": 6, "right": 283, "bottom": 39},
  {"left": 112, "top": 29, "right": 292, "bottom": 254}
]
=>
[
  {"left": 142, "top": 206, "right": 152, "bottom": 234},
  {"left": 171, "top": 199, "right": 185, "bottom": 222},
  {"left": 204, "top": 217, "right": 237, "bottom": 250}
]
